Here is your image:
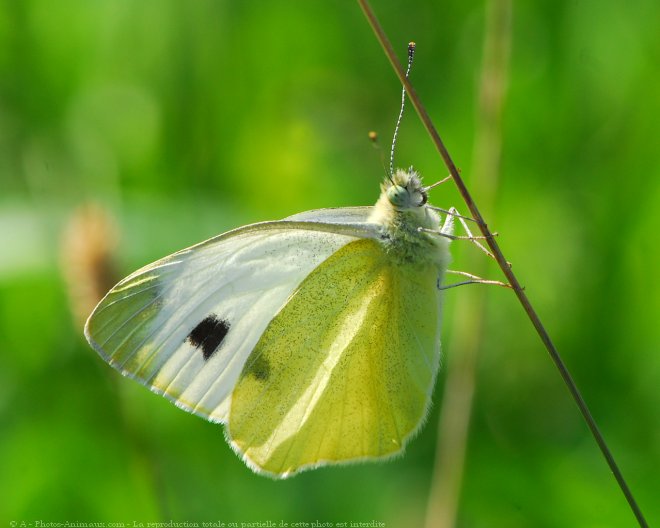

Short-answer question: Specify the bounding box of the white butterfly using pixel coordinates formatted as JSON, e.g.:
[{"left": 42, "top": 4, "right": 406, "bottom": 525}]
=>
[{"left": 85, "top": 168, "right": 455, "bottom": 478}]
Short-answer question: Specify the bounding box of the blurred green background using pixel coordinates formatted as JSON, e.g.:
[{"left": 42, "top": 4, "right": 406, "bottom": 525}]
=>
[{"left": 1, "top": 0, "right": 659, "bottom": 526}]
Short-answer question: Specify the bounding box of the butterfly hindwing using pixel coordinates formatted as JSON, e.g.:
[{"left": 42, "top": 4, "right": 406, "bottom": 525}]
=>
[{"left": 228, "top": 237, "right": 442, "bottom": 477}]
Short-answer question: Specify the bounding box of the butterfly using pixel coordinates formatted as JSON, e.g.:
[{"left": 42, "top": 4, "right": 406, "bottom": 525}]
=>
[{"left": 85, "top": 168, "right": 457, "bottom": 478}]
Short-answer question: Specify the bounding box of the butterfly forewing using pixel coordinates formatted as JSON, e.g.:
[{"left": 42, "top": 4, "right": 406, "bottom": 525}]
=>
[{"left": 86, "top": 220, "right": 376, "bottom": 423}]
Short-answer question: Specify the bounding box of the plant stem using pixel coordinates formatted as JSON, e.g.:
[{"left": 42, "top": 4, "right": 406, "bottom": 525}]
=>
[{"left": 357, "top": 1, "right": 648, "bottom": 526}]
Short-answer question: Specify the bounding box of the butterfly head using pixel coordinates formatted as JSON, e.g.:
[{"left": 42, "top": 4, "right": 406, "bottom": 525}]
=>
[
  {"left": 384, "top": 169, "right": 427, "bottom": 210},
  {"left": 371, "top": 168, "right": 447, "bottom": 264}
]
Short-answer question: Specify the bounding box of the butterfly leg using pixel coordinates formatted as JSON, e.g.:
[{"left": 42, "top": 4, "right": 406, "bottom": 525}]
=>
[
  {"left": 429, "top": 207, "right": 513, "bottom": 290},
  {"left": 422, "top": 173, "right": 453, "bottom": 192},
  {"left": 421, "top": 207, "right": 498, "bottom": 259},
  {"left": 444, "top": 207, "right": 498, "bottom": 259},
  {"left": 438, "top": 269, "right": 511, "bottom": 290}
]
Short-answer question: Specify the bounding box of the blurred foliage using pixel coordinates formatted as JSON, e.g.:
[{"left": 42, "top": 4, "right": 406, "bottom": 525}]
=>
[{"left": 1, "top": 0, "right": 659, "bottom": 527}]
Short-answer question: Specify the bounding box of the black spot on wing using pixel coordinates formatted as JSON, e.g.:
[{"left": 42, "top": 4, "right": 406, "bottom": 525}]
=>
[{"left": 187, "top": 315, "right": 230, "bottom": 361}]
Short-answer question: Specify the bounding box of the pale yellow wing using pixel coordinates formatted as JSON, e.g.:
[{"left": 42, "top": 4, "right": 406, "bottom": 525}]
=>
[{"left": 228, "top": 238, "right": 442, "bottom": 477}]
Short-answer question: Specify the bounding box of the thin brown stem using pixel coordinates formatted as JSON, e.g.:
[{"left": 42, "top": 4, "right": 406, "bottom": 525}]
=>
[{"left": 357, "top": 1, "right": 648, "bottom": 526}]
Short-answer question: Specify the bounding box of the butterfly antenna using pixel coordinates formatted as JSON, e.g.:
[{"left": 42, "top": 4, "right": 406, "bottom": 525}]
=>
[{"left": 389, "top": 41, "right": 416, "bottom": 178}]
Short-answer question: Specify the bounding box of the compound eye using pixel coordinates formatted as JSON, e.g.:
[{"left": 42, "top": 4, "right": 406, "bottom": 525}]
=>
[
  {"left": 419, "top": 192, "right": 428, "bottom": 206},
  {"left": 386, "top": 185, "right": 408, "bottom": 207}
]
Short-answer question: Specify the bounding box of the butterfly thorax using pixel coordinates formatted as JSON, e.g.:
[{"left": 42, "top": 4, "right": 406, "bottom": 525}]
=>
[{"left": 368, "top": 169, "right": 450, "bottom": 269}]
